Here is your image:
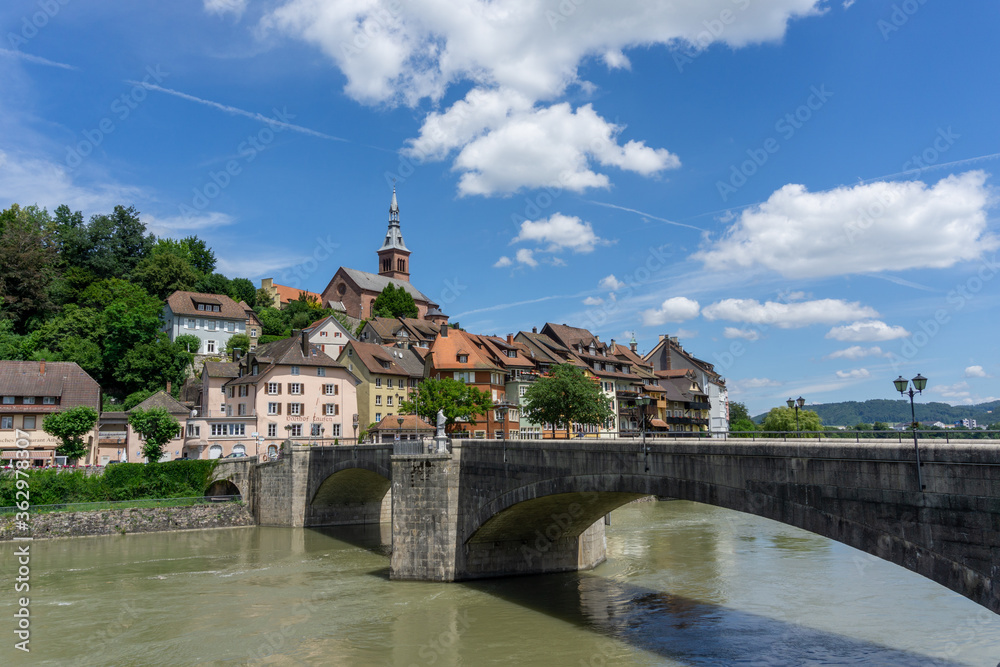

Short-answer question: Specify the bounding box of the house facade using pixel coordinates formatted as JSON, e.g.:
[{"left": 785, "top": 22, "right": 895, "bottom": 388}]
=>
[
  {"left": 337, "top": 340, "right": 424, "bottom": 434},
  {"left": 644, "top": 334, "right": 729, "bottom": 434},
  {"left": 162, "top": 291, "right": 249, "bottom": 357},
  {"left": 0, "top": 361, "right": 101, "bottom": 466},
  {"left": 303, "top": 314, "right": 355, "bottom": 359}
]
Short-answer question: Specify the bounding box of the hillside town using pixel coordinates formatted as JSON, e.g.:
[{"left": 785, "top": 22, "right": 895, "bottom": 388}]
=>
[{"left": 0, "top": 191, "right": 727, "bottom": 466}]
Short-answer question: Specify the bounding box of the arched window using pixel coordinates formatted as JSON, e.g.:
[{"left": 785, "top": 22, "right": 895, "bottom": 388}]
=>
[{"left": 209, "top": 444, "right": 223, "bottom": 459}]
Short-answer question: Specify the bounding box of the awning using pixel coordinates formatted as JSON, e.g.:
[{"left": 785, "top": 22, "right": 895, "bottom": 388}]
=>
[
  {"left": 2, "top": 450, "right": 53, "bottom": 460},
  {"left": 649, "top": 419, "right": 668, "bottom": 429}
]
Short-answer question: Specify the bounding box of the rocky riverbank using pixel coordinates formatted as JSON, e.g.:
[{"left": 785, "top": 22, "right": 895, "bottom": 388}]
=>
[{"left": 0, "top": 502, "right": 254, "bottom": 540}]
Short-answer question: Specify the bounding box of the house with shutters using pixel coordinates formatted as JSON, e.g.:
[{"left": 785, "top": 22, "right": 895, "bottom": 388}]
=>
[
  {"left": 302, "top": 314, "right": 356, "bottom": 359},
  {"left": 162, "top": 290, "right": 249, "bottom": 358},
  {"left": 644, "top": 334, "right": 728, "bottom": 433},
  {"left": 337, "top": 340, "right": 425, "bottom": 434}
]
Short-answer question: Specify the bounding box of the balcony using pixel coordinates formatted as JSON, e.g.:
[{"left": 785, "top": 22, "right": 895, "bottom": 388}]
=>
[
  {"left": 666, "top": 417, "right": 710, "bottom": 426},
  {"left": 689, "top": 401, "right": 711, "bottom": 411}
]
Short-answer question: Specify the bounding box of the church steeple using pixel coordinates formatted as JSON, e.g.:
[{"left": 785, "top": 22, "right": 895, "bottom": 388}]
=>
[{"left": 377, "top": 186, "right": 411, "bottom": 282}]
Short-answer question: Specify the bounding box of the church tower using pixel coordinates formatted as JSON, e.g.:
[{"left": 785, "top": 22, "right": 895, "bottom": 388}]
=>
[{"left": 377, "top": 187, "right": 411, "bottom": 282}]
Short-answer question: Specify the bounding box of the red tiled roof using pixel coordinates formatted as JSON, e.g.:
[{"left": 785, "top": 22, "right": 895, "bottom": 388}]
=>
[
  {"left": 371, "top": 414, "right": 434, "bottom": 431},
  {"left": 0, "top": 361, "right": 100, "bottom": 410},
  {"left": 271, "top": 283, "right": 322, "bottom": 306},
  {"left": 166, "top": 291, "right": 246, "bottom": 319}
]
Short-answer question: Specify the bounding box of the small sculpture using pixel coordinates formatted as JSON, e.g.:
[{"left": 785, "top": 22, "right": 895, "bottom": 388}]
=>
[{"left": 436, "top": 409, "right": 446, "bottom": 437}]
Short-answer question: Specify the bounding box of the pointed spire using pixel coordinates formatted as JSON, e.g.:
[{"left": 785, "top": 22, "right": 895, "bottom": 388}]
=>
[
  {"left": 390, "top": 185, "right": 398, "bottom": 214},
  {"left": 379, "top": 185, "right": 408, "bottom": 253}
]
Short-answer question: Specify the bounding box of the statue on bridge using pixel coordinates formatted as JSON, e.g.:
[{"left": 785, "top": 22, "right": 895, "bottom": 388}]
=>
[{"left": 436, "top": 409, "right": 446, "bottom": 438}]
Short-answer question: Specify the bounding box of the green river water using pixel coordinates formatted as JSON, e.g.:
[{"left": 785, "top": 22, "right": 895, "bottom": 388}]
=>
[{"left": 2, "top": 500, "right": 998, "bottom": 666}]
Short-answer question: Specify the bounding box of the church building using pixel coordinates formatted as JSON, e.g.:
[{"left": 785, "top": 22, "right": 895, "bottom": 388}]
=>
[{"left": 320, "top": 189, "right": 449, "bottom": 324}]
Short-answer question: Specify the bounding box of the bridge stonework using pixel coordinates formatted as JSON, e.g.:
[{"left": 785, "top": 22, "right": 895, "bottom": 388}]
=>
[{"left": 240, "top": 439, "right": 1000, "bottom": 615}]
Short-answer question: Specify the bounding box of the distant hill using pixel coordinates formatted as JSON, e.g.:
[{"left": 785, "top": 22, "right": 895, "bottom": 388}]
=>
[{"left": 753, "top": 399, "right": 1000, "bottom": 427}]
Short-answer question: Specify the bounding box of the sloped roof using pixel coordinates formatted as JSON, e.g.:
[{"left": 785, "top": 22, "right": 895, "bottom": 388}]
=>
[
  {"left": 347, "top": 341, "right": 422, "bottom": 377},
  {"left": 270, "top": 283, "right": 322, "bottom": 306},
  {"left": 252, "top": 335, "right": 344, "bottom": 368},
  {"left": 371, "top": 414, "right": 433, "bottom": 432},
  {"left": 203, "top": 361, "right": 239, "bottom": 378},
  {"left": 0, "top": 361, "right": 100, "bottom": 410},
  {"left": 338, "top": 267, "right": 431, "bottom": 302},
  {"left": 427, "top": 328, "right": 502, "bottom": 373},
  {"left": 129, "top": 390, "right": 190, "bottom": 415},
  {"left": 166, "top": 291, "right": 247, "bottom": 319}
]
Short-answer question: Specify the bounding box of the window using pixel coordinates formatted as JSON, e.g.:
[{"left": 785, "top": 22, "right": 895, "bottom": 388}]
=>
[
  {"left": 317, "top": 368, "right": 326, "bottom": 377},
  {"left": 494, "top": 431, "right": 502, "bottom": 440},
  {"left": 291, "top": 366, "right": 300, "bottom": 376},
  {"left": 225, "top": 321, "right": 235, "bottom": 332},
  {"left": 252, "top": 364, "right": 259, "bottom": 375},
  {"left": 375, "top": 395, "right": 382, "bottom": 406},
  {"left": 331, "top": 424, "right": 341, "bottom": 437},
  {"left": 519, "top": 385, "right": 527, "bottom": 397},
  {"left": 323, "top": 384, "right": 336, "bottom": 395},
  {"left": 186, "top": 424, "right": 200, "bottom": 437},
  {"left": 267, "top": 403, "right": 280, "bottom": 415},
  {"left": 22, "top": 416, "right": 36, "bottom": 430},
  {"left": 320, "top": 331, "right": 328, "bottom": 337},
  {"left": 289, "top": 383, "right": 302, "bottom": 395},
  {"left": 375, "top": 412, "right": 382, "bottom": 422},
  {"left": 206, "top": 320, "right": 217, "bottom": 331},
  {"left": 474, "top": 430, "right": 486, "bottom": 439},
  {"left": 210, "top": 423, "right": 245, "bottom": 437},
  {"left": 267, "top": 424, "right": 277, "bottom": 438},
  {"left": 386, "top": 378, "right": 393, "bottom": 389},
  {"left": 206, "top": 340, "right": 216, "bottom": 354},
  {"left": 198, "top": 304, "right": 205, "bottom": 311},
  {"left": 311, "top": 424, "right": 323, "bottom": 437},
  {"left": 289, "top": 424, "right": 302, "bottom": 437},
  {"left": 324, "top": 404, "right": 338, "bottom": 416},
  {"left": 454, "top": 371, "right": 472, "bottom": 383},
  {"left": 186, "top": 318, "right": 196, "bottom": 329},
  {"left": 23, "top": 397, "right": 35, "bottom": 405},
  {"left": 1, "top": 416, "right": 12, "bottom": 429},
  {"left": 267, "top": 382, "right": 280, "bottom": 395},
  {"left": 249, "top": 328, "right": 258, "bottom": 337},
  {"left": 289, "top": 403, "right": 302, "bottom": 416},
  {"left": 386, "top": 396, "right": 393, "bottom": 406},
  {"left": 375, "top": 378, "right": 382, "bottom": 388},
  {"left": 2, "top": 397, "right": 13, "bottom": 404},
  {"left": 457, "top": 354, "right": 468, "bottom": 363},
  {"left": 237, "top": 403, "right": 247, "bottom": 416},
  {"left": 228, "top": 387, "right": 235, "bottom": 398},
  {"left": 238, "top": 385, "right": 248, "bottom": 397}
]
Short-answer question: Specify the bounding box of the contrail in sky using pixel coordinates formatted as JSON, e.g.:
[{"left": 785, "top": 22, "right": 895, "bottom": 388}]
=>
[{"left": 0, "top": 48, "right": 76, "bottom": 70}]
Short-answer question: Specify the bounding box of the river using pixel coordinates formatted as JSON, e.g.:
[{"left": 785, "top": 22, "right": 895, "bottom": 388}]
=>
[{"left": 2, "top": 500, "right": 998, "bottom": 666}]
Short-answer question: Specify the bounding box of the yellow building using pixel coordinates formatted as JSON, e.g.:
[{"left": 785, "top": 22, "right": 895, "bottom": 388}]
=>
[{"left": 337, "top": 341, "right": 425, "bottom": 436}]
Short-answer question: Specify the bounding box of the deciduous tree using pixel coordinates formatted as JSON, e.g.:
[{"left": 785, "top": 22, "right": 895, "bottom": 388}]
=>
[
  {"left": 128, "top": 407, "right": 180, "bottom": 463},
  {"left": 522, "top": 364, "right": 614, "bottom": 438},
  {"left": 399, "top": 377, "right": 493, "bottom": 428},
  {"left": 372, "top": 283, "right": 418, "bottom": 319},
  {"left": 43, "top": 405, "right": 99, "bottom": 462}
]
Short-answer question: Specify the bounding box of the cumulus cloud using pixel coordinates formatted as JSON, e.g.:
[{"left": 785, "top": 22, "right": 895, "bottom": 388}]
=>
[
  {"left": 515, "top": 248, "right": 537, "bottom": 267},
  {"left": 599, "top": 274, "right": 625, "bottom": 291},
  {"left": 259, "top": 0, "right": 822, "bottom": 195},
  {"left": 641, "top": 297, "right": 700, "bottom": 326},
  {"left": 933, "top": 381, "right": 971, "bottom": 400},
  {"left": 724, "top": 327, "right": 760, "bottom": 341},
  {"left": 836, "top": 368, "right": 870, "bottom": 379},
  {"left": 513, "top": 213, "right": 609, "bottom": 253},
  {"left": 702, "top": 298, "right": 877, "bottom": 328},
  {"left": 826, "top": 346, "right": 884, "bottom": 360},
  {"left": 493, "top": 256, "right": 513, "bottom": 268},
  {"left": 582, "top": 296, "right": 604, "bottom": 306},
  {"left": 695, "top": 172, "right": 997, "bottom": 278},
  {"left": 826, "top": 320, "right": 910, "bottom": 342},
  {"left": 738, "top": 378, "right": 781, "bottom": 389},
  {"left": 965, "top": 365, "right": 988, "bottom": 378}
]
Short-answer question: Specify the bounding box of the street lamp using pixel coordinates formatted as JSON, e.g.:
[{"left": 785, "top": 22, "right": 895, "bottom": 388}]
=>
[
  {"left": 397, "top": 415, "right": 405, "bottom": 443},
  {"left": 786, "top": 396, "right": 805, "bottom": 433},
  {"left": 636, "top": 396, "right": 650, "bottom": 472},
  {"left": 894, "top": 374, "right": 928, "bottom": 492}
]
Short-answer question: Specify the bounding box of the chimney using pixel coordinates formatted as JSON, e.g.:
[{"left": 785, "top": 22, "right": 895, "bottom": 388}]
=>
[
  {"left": 532, "top": 327, "right": 537, "bottom": 334},
  {"left": 610, "top": 338, "right": 616, "bottom": 348},
  {"left": 166, "top": 380, "right": 172, "bottom": 394},
  {"left": 440, "top": 323, "right": 449, "bottom": 337},
  {"left": 506, "top": 333, "right": 514, "bottom": 345},
  {"left": 39, "top": 360, "right": 45, "bottom": 375},
  {"left": 301, "top": 330, "right": 310, "bottom": 356},
  {"left": 659, "top": 334, "right": 666, "bottom": 342}
]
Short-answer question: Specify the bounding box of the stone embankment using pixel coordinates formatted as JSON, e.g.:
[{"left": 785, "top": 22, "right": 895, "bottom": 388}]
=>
[{"left": 0, "top": 502, "right": 254, "bottom": 540}]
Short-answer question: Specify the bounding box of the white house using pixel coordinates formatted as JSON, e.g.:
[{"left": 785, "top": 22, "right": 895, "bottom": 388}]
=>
[{"left": 162, "top": 291, "right": 248, "bottom": 357}]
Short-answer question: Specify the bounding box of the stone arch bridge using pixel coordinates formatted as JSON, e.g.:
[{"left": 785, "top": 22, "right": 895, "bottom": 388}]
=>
[{"left": 211, "top": 438, "right": 1000, "bottom": 614}]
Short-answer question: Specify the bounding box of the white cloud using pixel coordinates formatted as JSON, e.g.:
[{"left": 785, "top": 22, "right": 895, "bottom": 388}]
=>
[
  {"left": 144, "top": 212, "right": 236, "bottom": 237},
  {"left": 695, "top": 172, "right": 997, "bottom": 278},
  {"left": 641, "top": 297, "right": 700, "bottom": 326},
  {"left": 836, "top": 368, "right": 870, "bottom": 379},
  {"left": 493, "top": 256, "right": 513, "bottom": 268},
  {"left": 599, "top": 274, "right": 625, "bottom": 291},
  {"left": 515, "top": 248, "right": 537, "bottom": 267},
  {"left": 724, "top": 327, "right": 760, "bottom": 341},
  {"left": 965, "top": 365, "right": 988, "bottom": 378},
  {"left": 739, "top": 378, "right": 782, "bottom": 389},
  {"left": 204, "top": 0, "right": 247, "bottom": 16},
  {"left": 582, "top": 296, "right": 604, "bottom": 306},
  {"left": 933, "top": 381, "right": 971, "bottom": 400},
  {"left": 702, "top": 298, "right": 877, "bottom": 328},
  {"left": 675, "top": 328, "right": 698, "bottom": 339},
  {"left": 826, "top": 346, "right": 884, "bottom": 360},
  {"left": 513, "top": 213, "right": 609, "bottom": 253},
  {"left": 826, "top": 320, "right": 910, "bottom": 342},
  {"left": 260, "top": 0, "right": 821, "bottom": 195}
]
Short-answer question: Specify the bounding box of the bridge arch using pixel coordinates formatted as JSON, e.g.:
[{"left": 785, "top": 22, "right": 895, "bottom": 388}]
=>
[
  {"left": 306, "top": 461, "right": 392, "bottom": 527},
  {"left": 205, "top": 479, "right": 241, "bottom": 500}
]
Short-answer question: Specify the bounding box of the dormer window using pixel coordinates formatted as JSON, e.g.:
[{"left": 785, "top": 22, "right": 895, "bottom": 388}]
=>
[{"left": 458, "top": 354, "right": 468, "bottom": 363}]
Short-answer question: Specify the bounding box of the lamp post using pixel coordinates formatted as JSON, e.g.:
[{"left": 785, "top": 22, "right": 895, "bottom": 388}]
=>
[
  {"left": 786, "top": 396, "right": 805, "bottom": 433},
  {"left": 894, "top": 374, "right": 928, "bottom": 492},
  {"left": 397, "top": 415, "right": 405, "bottom": 443},
  {"left": 636, "top": 396, "right": 650, "bottom": 472}
]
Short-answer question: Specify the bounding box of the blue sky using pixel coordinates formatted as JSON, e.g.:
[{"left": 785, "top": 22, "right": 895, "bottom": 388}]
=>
[{"left": 2, "top": 0, "right": 998, "bottom": 415}]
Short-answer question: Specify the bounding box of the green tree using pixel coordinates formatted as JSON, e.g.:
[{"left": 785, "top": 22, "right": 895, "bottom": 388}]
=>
[
  {"left": 730, "top": 418, "right": 758, "bottom": 436},
  {"left": 116, "top": 335, "right": 194, "bottom": 396},
  {"left": 132, "top": 252, "right": 199, "bottom": 299},
  {"left": 128, "top": 407, "right": 180, "bottom": 463},
  {"left": 399, "top": 377, "right": 493, "bottom": 428},
  {"left": 872, "top": 421, "right": 890, "bottom": 431},
  {"left": 43, "top": 405, "right": 99, "bottom": 462},
  {"left": 225, "top": 333, "right": 250, "bottom": 358},
  {"left": 174, "top": 334, "right": 201, "bottom": 354},
  {"left": 0, "top": 204, "right": 58, "bottom": 332},
  {"left": 228, "top": 277, "right": 256, "bottom": 307},
  {"left": 760, "top": 406, "right": 822, "bottom": 434},
  {"left": 255, "top": 288, "right": 274, "bottom": 309},
  {"left": 83, "top": 205, "right": 154, "bottom": 279},
  {"left": 371, "top": 283, "right": 418, "bottom": 319},
  {"left": 193, "top": 272, "right": 231, "bottom": 296},
  {"left": 729, "top": 401, "right": 751, "bottom": 423},
  {"left": 257, "top": 307, "right": 287, "bottom": 336},
  {"left": 522, "top": 364, "right": 614, "bottom": 438}
]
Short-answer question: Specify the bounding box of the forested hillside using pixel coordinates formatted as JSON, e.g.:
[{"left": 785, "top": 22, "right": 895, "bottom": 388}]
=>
[
  {"left": 0, "top": 203, "right": 339, "bottom": 407},
  {"left": 754, "top": 398, "right": 1000, "bottom": 427}
]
